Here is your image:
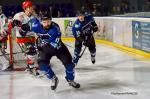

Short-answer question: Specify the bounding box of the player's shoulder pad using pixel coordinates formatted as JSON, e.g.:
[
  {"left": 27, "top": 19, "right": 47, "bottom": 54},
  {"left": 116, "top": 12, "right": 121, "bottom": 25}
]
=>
[
  {"left": 73, "top": 19, "right": 81, "bottom": 29},
  {"left": 30, "top": 18, "right": 41, "bottom": 32},
  {"left": 85, "top": 14, "right": 94, "bottom": 21},
  {"left": 30, "top": 16, "right": 39, "bottom": 23},
  {"left": 0, "top": 14, "right": 6, "bottom": 19},
  {"left": 13, "top": 12, "right": 24, "bottom": 20},
  {"left": 51, "top": 21, "right": 61, "bottom": 32},
  {"left": 31, "top": 20, "right": 40, "bottom": 28},
  {"left": 51, "top": 21, "right": 59, "bottom": 27}
]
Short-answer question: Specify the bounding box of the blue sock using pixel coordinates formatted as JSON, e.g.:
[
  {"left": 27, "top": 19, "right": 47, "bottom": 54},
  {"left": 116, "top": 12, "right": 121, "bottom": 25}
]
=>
[
  {"left": 39, "top": 63, "right": 55, "bottom": 79},
  {"left": 73, "top": 48, "right": 81, "bottom": 64},
  {"left": 74, "top": 48, "right": 81, "bottom": 57},
  {"left": 65, "top": 64, "right": 75, "bottom": 81},
  {"left": 89, "top": 48, "right": 96, "bottom": 55}
]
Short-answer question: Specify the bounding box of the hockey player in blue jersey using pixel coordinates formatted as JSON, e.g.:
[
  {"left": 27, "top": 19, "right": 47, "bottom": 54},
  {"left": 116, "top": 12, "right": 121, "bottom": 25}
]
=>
[
  {"left": 31, "top": 12, "right": 80, "bottom": 90},
  {"left": 72, "top": 11, "right": 98, "bottom": 66}
]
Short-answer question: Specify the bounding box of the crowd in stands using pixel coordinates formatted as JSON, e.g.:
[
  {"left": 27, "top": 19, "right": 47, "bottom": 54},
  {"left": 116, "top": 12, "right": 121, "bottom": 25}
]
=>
[
  {"left": 2, "top": 3, "right": 75, "bottom": 18},
  {"left": 112, "top": 0, "right": 130, "bottom": 15},
  {"left": 2, "top": 0, "right": 150, "bottom": 18}
]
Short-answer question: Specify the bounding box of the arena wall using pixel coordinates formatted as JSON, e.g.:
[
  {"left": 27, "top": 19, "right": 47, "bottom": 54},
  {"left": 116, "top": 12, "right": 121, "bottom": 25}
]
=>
[{"left": 52, "top": 17, "right": 150, "bottom": 53}]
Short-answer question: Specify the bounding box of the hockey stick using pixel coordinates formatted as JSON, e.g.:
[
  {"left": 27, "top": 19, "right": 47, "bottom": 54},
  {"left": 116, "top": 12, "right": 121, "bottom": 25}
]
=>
[
  {"left": 78, "top": 34, "right": 93, "bottom": 58},
  {"left": 78, "top": 35, "right": 90, "bottom": 58},
  {"left": 79, "top": 45, "right": 87, "bottom": 58}
]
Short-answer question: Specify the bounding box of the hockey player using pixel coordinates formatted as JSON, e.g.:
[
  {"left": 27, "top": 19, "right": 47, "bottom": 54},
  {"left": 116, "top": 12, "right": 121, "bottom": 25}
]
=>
[
  {"left": 72, "top": 11, "right": 98, "bottom": 66},
  {"left": 0, "top": 5, "right": 11, "bottom": 71},
  {"left": 30, "top": 12, "right": 80, "bottom": 90},
  {"left": 11, "top": 1, "right": 39, "bottom": 75}
]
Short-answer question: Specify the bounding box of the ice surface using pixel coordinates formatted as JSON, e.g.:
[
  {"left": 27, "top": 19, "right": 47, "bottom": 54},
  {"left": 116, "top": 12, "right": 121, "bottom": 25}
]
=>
[{"left": 0, "top": 42, "right": 150, "bottom": 99}]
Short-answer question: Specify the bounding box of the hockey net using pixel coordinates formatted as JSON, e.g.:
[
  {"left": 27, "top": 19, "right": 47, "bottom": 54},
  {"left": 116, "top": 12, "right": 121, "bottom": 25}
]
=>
[
  {"left": 8, "top": 34, "right": 27, "bottom": 71},
  {"left": 7, "top": 23, "right": 37, "bottom": 71}
]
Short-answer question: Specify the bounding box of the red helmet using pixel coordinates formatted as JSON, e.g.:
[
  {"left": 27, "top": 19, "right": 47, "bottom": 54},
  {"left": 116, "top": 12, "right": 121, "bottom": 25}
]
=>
[{"left": 22, "top": 1, "right": 33, "bottom": 9}]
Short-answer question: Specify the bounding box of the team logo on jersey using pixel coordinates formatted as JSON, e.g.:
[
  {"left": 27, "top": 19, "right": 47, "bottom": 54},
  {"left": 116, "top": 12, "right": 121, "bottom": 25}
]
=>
[
  {"left": 75, "top": 24, "right": 79, "bottom": 28},
  {"left": 32, "top": 23, "right": 38, "bottom": 27}
]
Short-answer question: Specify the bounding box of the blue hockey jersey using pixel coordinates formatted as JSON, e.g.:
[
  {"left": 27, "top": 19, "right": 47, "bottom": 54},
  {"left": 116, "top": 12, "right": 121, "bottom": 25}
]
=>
[
  {"left": 30, "top": 17, "right": 61, "bottom": 49},
  {"left": 72, "top": 14, "right": 95, "bottom": 38}
]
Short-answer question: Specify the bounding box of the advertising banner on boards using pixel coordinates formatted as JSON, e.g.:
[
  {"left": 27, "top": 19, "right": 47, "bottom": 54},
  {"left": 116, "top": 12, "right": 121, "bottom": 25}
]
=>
[
  {"left": 64, "top": 19, "right": 74, "bottom": 37},
  {"left": 132, "top": 21, "right": 150, "bottom": 52}
]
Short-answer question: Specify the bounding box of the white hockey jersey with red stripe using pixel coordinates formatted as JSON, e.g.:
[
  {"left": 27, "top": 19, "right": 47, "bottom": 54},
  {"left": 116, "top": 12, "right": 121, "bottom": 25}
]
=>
[{"left": 13, "top": 12, "right": 36, "bottom": 43}]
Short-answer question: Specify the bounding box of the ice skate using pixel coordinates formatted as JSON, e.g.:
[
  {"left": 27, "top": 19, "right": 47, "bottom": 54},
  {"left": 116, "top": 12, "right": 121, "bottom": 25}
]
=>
[{"left": 65, "top": 77, "right": 80, "bottom": 88}]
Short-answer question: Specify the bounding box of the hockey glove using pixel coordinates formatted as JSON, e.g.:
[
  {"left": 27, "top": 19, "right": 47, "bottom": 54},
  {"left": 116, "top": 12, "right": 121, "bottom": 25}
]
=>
[
  {"left": 83, "top": 41, "right": 88, "bottom": 46},
  {"left": 76, "top": 36, "right": 84, "bottom": 44},
  {"left": 83, "top": 36, "right": 89, "bottom": 47},
  {"left": 21, "top": 24, "right": 30, "bottom": 32},
  {"left": 93, "top": 26, "right": 98, "bottom": 32},
  {"left": 19, "top": 24, "right": 30, "bottom": 36},
  {"left": 91, "top": 21, "right": 98, "bottom": 32},
  {"left": 12, "top": 20, "right": 22, "bottom": 27}
]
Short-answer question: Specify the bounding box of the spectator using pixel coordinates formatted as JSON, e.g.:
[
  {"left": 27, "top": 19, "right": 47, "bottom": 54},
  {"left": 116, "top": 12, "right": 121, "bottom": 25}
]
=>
[
  {"left": 144, "top": 0, "right": 150, "bottom": 11},
  {"left": 120, "top": 0, "right": 130, "bottom": 14},
  {"left": 57, "top": 10, "right": 62, "bottom": 17},
  {"left": 92, "top": 4, "right": 100, "bottom": 16}
]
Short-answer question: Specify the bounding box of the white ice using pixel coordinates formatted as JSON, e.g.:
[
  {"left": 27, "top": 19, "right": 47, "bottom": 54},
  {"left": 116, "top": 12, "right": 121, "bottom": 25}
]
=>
[{"left": 0, "top": 42, "right": 150, "bottom": 99}]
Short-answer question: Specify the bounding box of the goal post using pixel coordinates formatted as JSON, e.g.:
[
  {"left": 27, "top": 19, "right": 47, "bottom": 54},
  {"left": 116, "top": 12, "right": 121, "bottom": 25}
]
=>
[
  {"left": 8, "top": 22, "right": 13, "bottom": 69},
  {"left": 7, "top": 22, "right": 29, "bottom": 71}
]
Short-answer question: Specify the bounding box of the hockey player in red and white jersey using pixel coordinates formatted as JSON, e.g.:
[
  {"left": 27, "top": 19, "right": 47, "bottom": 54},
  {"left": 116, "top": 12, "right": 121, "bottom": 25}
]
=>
[
  {"left": 11, "top": 0, "right": 39, "bottom": 75},
  {"left": 0, "top": 5, "right": 11, "bottom": 71}
]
